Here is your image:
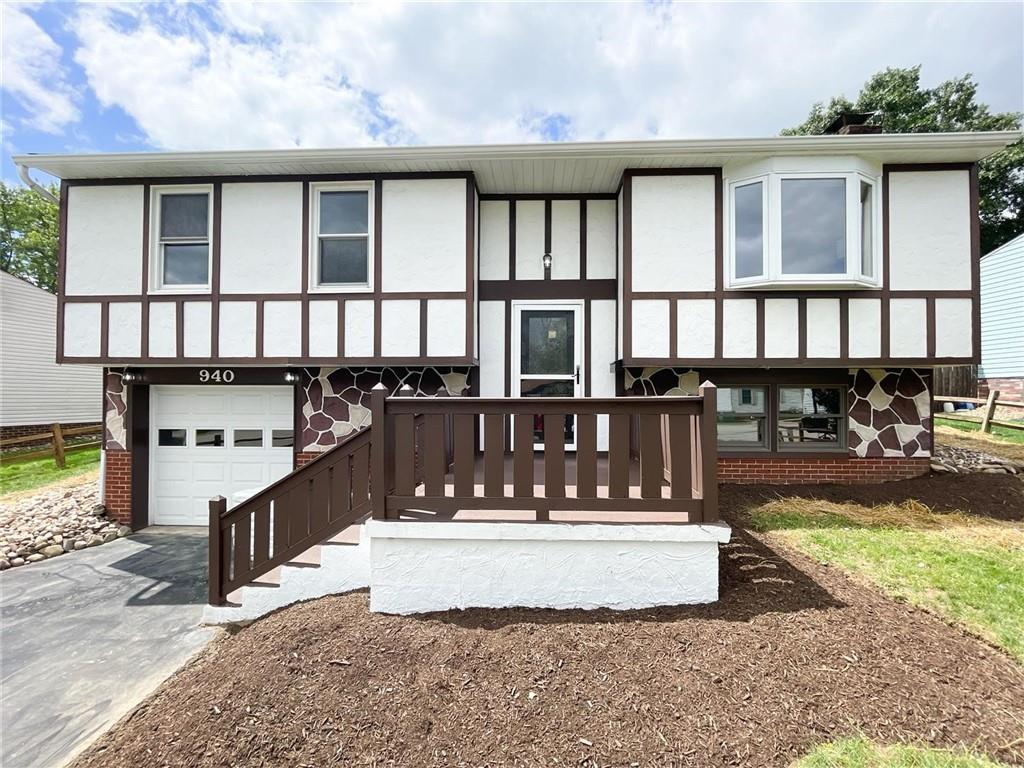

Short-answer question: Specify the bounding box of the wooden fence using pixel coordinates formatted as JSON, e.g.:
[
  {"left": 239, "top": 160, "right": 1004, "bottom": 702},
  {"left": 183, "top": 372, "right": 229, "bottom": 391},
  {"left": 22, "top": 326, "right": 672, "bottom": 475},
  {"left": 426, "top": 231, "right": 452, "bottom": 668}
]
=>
[
  {"left": 931, "top": 366, "right": 978, "bottom": 398},
  {"left": 0, "top": 424, "right": 102, "bottom": 466},
  {"left": 934, "top": 390, "right": 1024, "bottom": 433}
]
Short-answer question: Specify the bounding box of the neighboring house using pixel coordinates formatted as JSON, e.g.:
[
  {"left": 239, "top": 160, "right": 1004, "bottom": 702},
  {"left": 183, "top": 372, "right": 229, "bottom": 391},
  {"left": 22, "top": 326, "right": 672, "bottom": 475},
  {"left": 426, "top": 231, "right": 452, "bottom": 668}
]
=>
[
  {"left": 0, "top": 270, "right": 101, "bottom": 440},
  {"left": 979, "top": 232, "right": 1024, "bottom": 398},
  {"left": 13, "top": 127, "right": 1018, "bottom": 613}
]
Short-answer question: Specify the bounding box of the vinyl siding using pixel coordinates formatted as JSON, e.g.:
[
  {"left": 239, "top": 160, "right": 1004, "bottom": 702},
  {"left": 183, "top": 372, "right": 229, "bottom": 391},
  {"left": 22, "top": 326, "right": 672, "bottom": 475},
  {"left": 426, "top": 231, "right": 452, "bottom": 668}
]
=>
[
  {"left": 0, "top": 272, "right": 102, "bottom": 426},
  {"left": 979, "top": 233, "right": 1024, "bottom": 379}
]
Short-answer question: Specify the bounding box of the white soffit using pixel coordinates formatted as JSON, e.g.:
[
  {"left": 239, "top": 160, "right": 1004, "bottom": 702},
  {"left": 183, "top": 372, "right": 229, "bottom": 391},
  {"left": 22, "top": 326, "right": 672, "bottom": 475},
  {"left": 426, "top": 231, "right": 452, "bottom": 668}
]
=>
[{"left": 13, "top": 132, "right": 1020, "bottom": 194}]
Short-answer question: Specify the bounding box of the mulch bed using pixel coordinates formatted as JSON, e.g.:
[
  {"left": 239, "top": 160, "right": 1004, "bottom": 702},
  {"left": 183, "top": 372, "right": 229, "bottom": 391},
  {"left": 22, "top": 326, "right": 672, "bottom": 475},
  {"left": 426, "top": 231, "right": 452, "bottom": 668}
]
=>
[{"left": 74, "top": 498, "right": 1024, "bottom": 767}]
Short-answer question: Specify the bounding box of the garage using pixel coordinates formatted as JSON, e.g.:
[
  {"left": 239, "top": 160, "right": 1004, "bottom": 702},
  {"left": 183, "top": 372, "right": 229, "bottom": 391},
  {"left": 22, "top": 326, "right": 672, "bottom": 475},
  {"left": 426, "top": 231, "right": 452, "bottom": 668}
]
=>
[{"left": 150, "top": 386, "right": 295, "bottom": 526}]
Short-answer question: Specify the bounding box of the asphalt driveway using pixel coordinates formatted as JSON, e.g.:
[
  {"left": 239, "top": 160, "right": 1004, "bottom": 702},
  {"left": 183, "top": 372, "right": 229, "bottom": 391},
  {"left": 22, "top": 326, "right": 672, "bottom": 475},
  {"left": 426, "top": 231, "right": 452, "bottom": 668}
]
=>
[{"left": 1, "top": 527, "right": 216, "bottom": 768}]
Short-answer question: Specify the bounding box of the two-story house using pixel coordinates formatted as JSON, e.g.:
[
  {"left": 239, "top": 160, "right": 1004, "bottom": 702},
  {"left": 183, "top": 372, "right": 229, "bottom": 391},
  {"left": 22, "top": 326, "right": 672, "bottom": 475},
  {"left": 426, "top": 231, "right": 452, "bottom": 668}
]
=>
[{"left": 14, "top": 127, "right": 1018, "bottom": 614}]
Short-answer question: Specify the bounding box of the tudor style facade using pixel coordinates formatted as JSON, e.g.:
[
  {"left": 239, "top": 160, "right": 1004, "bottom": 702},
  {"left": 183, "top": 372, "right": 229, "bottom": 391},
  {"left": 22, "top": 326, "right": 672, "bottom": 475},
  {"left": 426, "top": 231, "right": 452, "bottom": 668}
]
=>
[{"left": 14, "top": 130, "right": 1018, "bottom": 530}]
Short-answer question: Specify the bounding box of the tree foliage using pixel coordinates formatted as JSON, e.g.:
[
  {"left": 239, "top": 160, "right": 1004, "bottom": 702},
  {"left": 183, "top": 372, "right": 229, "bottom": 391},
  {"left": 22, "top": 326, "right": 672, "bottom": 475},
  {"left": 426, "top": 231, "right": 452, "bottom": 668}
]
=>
[
  {"left": 0, "top": 182, "right": 60, "bottom": 293},
  {"left": 783, "top": 66, "right": 1023, "bottom": 253}
]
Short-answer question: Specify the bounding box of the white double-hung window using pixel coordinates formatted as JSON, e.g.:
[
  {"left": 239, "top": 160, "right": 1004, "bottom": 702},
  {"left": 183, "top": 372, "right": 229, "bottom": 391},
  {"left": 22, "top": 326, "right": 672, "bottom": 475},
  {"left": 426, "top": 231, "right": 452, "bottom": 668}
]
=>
[
  {"left": 312, "top": 182, "right": 373, "bottom": 290},
  {"left": 728, "top": 168, "right": 879, "bottom": 288},
  {"left": 152, "top": 186, "right": 212, "bottom": 290}
]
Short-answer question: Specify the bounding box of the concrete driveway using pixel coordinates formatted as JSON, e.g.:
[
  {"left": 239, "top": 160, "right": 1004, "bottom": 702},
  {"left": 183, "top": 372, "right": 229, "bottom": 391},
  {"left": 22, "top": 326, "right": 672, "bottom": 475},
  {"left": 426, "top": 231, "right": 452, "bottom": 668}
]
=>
[{"left": 1, "top": 528, "right": 217, "bottom": 768}]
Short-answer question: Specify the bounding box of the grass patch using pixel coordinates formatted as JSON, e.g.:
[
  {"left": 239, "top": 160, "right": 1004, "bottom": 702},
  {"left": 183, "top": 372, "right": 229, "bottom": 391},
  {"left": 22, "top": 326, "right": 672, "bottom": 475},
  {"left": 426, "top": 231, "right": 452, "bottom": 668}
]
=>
[
  {"left": 934, "top": 417, "right": 1024, "bottom": 445},
  {"left": 0, "top": 445, "right": 101, "bottom": 496},
  {"left": 748, "top": 497, "right": 1024, "bottom": 662},
  {"left": 795, "top": 736, "right": 1009, "bottom": 767}
]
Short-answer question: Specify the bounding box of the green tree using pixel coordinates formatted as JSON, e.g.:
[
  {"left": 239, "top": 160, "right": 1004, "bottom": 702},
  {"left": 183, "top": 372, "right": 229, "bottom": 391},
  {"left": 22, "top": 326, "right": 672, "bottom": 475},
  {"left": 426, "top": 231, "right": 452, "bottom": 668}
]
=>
[
  {"left": 0, "top": 182, "right": 60, "bottom": 293},
  {"left": 783, "top": 66, "right": 1023, "bottom": 253}
]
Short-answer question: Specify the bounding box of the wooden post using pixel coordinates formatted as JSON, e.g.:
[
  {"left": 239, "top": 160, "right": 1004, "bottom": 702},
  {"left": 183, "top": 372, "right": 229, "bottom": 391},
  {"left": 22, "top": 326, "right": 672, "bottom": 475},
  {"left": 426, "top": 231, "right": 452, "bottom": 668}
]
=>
[
  {"left": 51, "top": 423, "right": 66, "bottom": 469},
  {"left": 698, "top": 381, "right": 718, "bottom": 523},
  {"left": 208, "top": 496, "right": 227, "bottom": 606},
  {"left": 370, "top": 384, "right": 387, "bottom": 519},
  {"left": 980, "top": 389, "right": 1000, "bottom": 434}
]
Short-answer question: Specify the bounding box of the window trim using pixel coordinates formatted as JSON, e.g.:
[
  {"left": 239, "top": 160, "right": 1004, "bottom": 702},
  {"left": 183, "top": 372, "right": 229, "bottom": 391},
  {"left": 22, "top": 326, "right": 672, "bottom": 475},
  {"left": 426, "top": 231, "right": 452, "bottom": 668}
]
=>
[
  {"left": 309, "top": 181, "right": 375, "bottom": 293},
  {"left": 150, "top": 185, "right": 214, "bottom": 294},
  {"left": 727, "top": 171, "right": 880, "bottom": 289}
]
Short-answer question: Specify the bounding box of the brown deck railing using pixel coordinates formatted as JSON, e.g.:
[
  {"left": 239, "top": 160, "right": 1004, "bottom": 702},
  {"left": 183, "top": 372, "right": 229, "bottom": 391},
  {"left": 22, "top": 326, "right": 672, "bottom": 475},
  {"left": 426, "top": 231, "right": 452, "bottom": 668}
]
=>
[
  {"left": 370, "top": 382, "right": 718, "bottom": 524},
  {"left": 207, "top": 427, "right": 371, "bottom": 606}
]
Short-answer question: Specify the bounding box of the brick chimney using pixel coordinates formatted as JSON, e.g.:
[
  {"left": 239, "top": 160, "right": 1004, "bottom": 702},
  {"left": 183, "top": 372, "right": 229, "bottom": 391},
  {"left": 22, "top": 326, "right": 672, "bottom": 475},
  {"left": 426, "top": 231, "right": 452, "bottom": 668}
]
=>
[{"left": 822, "top": 111, "right": 882, "bottom": 135}]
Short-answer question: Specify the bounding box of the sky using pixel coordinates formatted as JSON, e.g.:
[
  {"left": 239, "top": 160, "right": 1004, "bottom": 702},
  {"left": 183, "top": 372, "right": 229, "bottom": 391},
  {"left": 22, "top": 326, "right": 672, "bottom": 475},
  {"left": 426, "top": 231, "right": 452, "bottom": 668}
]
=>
[{"left": 2, "top": 1, "right": 1022, "bottom": 185}]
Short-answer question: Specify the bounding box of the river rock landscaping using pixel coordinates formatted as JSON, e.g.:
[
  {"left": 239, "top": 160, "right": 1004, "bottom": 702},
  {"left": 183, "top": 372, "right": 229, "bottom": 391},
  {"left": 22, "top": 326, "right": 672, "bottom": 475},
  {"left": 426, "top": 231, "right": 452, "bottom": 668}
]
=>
[
  {"left": 931, "top": 443, "right": 1023, "bottom": 475},
  {"left": 0, "top": 479, "right": 129, "bottom": 570}
]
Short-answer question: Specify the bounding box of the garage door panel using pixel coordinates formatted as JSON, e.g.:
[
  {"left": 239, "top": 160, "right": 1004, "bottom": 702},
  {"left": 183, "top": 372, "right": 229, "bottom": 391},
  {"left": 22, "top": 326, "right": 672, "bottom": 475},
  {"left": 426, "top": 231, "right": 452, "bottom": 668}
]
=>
[
  {"left": 230, "top": 393, "right": 267, "bottom": 416},
  {"left": 154, "top": 459, "right": 190, "bottom": 482},
  {"left": 230, "top": 461, "right": 268, "bottom": 484},
  {"left": 192, "top": 463, "right": 227, "bottom": 483}
]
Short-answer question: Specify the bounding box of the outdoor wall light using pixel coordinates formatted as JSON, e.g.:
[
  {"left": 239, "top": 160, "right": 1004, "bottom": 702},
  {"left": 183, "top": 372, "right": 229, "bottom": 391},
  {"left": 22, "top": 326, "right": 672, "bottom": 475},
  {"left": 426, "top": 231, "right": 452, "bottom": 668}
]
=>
[
  {"left": 283, "top": 371, "right": 300, "bottom": 384},
  {"left": 542, "top": 252, "right": 552, "bottom": 271},
  {"left": 121, "top": 369, "right": 141, "bottom": 383}
]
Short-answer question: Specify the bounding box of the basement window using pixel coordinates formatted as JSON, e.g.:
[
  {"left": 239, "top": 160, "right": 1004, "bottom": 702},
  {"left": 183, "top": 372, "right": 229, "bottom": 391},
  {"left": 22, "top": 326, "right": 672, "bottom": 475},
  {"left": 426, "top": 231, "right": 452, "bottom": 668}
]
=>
[
  {"left": 728, "top": 172, "right": 879, "bottom": 288},
  {"left": 312, "top": 182, "right": 373, "bottom": 290}
]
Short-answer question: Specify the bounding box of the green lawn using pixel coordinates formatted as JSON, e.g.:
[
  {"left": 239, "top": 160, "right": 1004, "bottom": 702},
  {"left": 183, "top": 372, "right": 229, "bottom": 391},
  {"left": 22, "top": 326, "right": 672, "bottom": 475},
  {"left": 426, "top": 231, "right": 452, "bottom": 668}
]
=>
[
  {"left": 796, "top": 737, "right": 1009, "bottom": 767},
  {"left": 749, "top": 499, "right": 1024, "bottom": 663},
  {"left": 934, "top": 416, "right": 1024, "bottom": 445},
  {"left": 0, "top": 445, "right": 101, "bottom": 496}
]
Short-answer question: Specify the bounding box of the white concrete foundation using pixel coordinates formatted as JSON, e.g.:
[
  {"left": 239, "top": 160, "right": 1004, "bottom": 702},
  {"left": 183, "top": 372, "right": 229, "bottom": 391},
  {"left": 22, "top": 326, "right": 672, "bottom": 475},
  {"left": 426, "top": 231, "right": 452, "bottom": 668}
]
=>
[{"left": 367, "top": 521, "right": 732, "bottom": 614}]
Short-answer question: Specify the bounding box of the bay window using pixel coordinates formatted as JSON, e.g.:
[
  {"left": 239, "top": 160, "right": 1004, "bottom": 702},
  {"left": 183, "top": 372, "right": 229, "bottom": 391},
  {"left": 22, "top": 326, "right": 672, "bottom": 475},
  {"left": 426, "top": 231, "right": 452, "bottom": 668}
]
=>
[{"left": 729, "top": 170, "right": 879, "bottom": 288}]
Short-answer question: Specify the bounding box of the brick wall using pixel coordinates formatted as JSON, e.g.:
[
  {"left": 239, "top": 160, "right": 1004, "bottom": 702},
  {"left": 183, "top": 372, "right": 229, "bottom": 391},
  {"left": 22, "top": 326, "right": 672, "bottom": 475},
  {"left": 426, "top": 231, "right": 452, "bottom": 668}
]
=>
[
  {"left": 718, "top": 456, "right": 931, "bottom": 484},
  {"left": 103, "top": 449, "right": 133, "bottom": 525},
  {"left": 979, "top": 377, "right": 1024, "bottom": 400},
  {"left": 0, "top": 421, "right": 101, "bottom": 444},
  {"left": 295, "top": 451, "right": 319, "bottom": 468}
]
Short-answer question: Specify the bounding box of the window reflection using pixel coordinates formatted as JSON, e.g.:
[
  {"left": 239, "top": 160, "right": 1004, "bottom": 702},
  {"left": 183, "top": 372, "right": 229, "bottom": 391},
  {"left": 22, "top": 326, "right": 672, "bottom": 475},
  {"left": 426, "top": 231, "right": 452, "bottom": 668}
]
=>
[
  {"left": 734, "top": 181, "right": 764, "bottom": 278},
  {"left": 716, "top": 387, "right": 768, "bottom": 448},
  {"left": 778, "top": 387, "right": 843, "bottom": 445},
  {"left": 781, "top": 178, "right": 846, "bottom": 274}
]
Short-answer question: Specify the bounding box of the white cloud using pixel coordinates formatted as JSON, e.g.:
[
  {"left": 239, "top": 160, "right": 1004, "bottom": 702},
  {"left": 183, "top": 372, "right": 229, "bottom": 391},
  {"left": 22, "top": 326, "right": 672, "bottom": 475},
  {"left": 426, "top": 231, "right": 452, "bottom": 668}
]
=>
[
  {"left": 1, "top": 3, "right": 80, "bottom": 133},
  {"left": 64, "top": 1, "right": 1024, "bottom": 151}
]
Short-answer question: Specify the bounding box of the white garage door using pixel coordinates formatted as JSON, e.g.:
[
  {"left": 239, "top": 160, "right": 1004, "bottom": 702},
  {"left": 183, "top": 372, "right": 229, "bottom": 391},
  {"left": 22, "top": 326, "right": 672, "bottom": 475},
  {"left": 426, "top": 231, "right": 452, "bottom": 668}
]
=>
[{"left": 150, "top": 386, "right": 295, "bottom": 526}]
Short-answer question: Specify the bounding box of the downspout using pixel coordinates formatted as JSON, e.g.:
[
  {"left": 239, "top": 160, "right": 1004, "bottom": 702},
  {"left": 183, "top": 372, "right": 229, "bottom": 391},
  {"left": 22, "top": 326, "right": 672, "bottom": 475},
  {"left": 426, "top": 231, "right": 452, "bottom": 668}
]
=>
[{"left": 16, "top": 163, "right": 59, "bottom": 204}]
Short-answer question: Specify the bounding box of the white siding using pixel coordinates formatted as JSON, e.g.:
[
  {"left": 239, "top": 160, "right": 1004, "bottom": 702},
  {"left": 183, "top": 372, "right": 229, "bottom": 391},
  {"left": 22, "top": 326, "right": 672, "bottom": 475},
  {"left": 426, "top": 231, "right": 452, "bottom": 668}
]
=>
[
  {"left": 65, "top": 185, "right": 143, "bottom": 295},
  {"left": 381, "top": 179, "right": 466, "bottom": 292},
  {"left": 220, "top": 182, "right": 303, "bottom": 294},
  {"left": 0, "top": 273, "right": 101, "bottom": 426},
  {"left": 979, "top": 233, "right": 1024, "bottom": 377}
]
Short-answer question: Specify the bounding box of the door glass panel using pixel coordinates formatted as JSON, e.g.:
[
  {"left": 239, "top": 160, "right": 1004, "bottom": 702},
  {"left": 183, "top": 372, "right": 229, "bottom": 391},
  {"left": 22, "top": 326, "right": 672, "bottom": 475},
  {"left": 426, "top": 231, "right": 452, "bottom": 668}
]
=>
[
  {"left": 158, "top": 428, "right": 186, "bottom": 447},
  {"left": 272, "top": 429, "right": 294, "bottom": 448},
  {"left": 520, "top": 310, "right": 574, "bottom": 375},
  {"left": 195, "top": 429, "right": 225, "bottom": 447},
  {"left": 521, "top": 379, "right": 574, "bottom": 444},
  {"left": 233, "top": 429, "right": 263, "bottom": 447}
]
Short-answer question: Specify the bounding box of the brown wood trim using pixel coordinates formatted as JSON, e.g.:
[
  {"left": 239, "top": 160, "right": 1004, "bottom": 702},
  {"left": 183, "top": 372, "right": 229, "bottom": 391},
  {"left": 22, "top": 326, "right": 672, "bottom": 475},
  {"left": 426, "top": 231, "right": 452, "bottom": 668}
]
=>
[
  {"left": 584, "top": 299, "right": 592, "bottom": 397},
  {"left": 99, "top": 301, "right": 109, "bottom": 358},
  {"left": 622, "top": 171, "right": 633, "bottom": 360},
  {"left": 64, "top": 290, "right": 468, "bottom": 302},
  {"left": 140, "top": 184, "right": 151, "bottom": 360},
  {"left": 211, "top": 183, "right": 222, "bottom": 358},
  {"left": 579, "top": 199, "right": 587, "bottom": 280},
  {"left": 543, "top": 199, "right": 552, "bottom": 281},
  {"left": 668, "top": 298, "right": 678, "bottom": 359},
  {"left": 56, "top": 181, "right": 69, "bottom": 362},
  {"left": 373, "top": 178, "right": 383, "bottom": 357},
  {"left": 926, "top": 296, "right": 936, "bottom": 358},
  {"left": 466, "top": 177, "right": 476, "bottom": 358},
  {"left": 839, "top": 297, "right": 849, "bottom": 360},
  {"left": 714, "top": 170, "right": 725, "bottom": 359},
  {"left": 479, "top": 193, "right": 618, "bottom": 201},
  {"left": 66, "top": 171, "right": 476, "bottom": 187},
  {"left": 883, "top": 162, "right": 974, "bottom": 173},
  {"left": 968, "top": 163, "right": 982, "bottom": 363},
  {"left": 755, "top": 297, "right": 765, "bottom": 359},
  {"left": 687, "top": 368, "right": 849, "bottom": 386},
  {"left": 129, "top": 384, "right": 149, "bottom": 530},
  {"left": 478, "top": 279, "right": 616, "bottom": 301},
  {"left": 175, "top": 299, "right": 184, "bottom": 357},
  {"left": 300, "top": 181, "right": 310, "bottom": 359},
  {"left": 63, "top": 355, "right": 478, "bottom": 366},
  {"left": 255, "top": 299, "right": 265, "bottom": 358},
  {"left": 419, "top": 299, "right": 428, "bottom": 358},
  {"left": 626, "top": 167, "right": 725, "bottom": 177},
  {"left": 623, "top": 356, "right": 976, "bottom": 368},
  {"left": 508, "top": 200, "right": 516, "bottom": 281},
  {"left": 880, "top": 167, "right": 891, "bottom": 358},
  {"left": 337, "top": 298, "right": 346, "bottom": 357},
  {"left": 797, "top": 297, "right": 807, "bottom": 359},
  {"left": 623, "top": 289, "right": 973, "bottom": 300},
  {"left": 504, "top": 299, "right": 512, "bottom": 451}
]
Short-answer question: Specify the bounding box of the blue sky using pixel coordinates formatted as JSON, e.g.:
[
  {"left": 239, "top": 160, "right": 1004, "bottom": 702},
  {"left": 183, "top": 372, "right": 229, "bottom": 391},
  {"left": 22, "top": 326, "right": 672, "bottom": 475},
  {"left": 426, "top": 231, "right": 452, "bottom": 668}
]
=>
[{"left": 3, "top": 1, "right": 1022, "bottom": 186}]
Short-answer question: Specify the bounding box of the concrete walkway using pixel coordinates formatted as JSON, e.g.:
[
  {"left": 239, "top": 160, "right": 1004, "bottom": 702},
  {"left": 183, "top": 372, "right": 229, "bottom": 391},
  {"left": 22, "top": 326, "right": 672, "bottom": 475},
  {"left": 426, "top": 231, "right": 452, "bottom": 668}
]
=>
[{"left": 1, "top": 528, "right": 216, "bottom": 768}]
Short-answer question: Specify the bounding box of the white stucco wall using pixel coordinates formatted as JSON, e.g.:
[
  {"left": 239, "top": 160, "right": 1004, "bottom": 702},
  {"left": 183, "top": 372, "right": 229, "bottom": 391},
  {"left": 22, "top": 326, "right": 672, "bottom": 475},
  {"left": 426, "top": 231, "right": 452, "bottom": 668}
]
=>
[
  {"left": 550, "top": 200, "right": 580, "bottom": 280},
  {"left": 632, "top": 300, "right": 670, "bottom": 358},
  {"left": 677, "top": 299, "right": 716, "bottom": 358},
  {"left": 219, "top": 301, "right": 257, "bottom": 358},
  {"left": 263, "top": 300, "right": 301, "bottom": 357},
  {"left": 344, "top": 299, "right": 374, "bottom": 357},
  {"left": 220, "top": 182, "right": 303, "bottom": 294},
  {"left": 515, "top": 200, "right": 545, "bottom": 280},
  {"left": 935, "top": 297, "right": 974, "bottom": 358},
  {"left": 888, "top": 298, "right": 927, "bottom": 357},
  {"left": 630, "top": 175, "right": 716, "bottom": 292},
  {"left": 806, "top": 298, "right": 841, "bottom": 358},
  {"left": 847, "top": 298, "right": 881, "bottom": 358},
  {"left": 66, "top": 185, "right": 144, "bottom": 295},
  {"left": 381, "top": 179, "right": 466, "bottom": 292},
  {"left": 148, "top": 301, "right": 176, "bottom": 358},
  {"left": 888, "top": 170, "right": 972, "bottom": 291},
  {"left": 107, "top": 302, "right": 142, "bottom": 358},
  {"left": 586, "top": 199, "right": 617, "bottom": 280},
  {"left": 183, "top": 301, "right": 212, "bottom": 358},
  {"left": 722, "top": 299, "right": 757, "bottom": 358},
  {"left": 478, "top": 301, "right": 505, "bottom": 448},
  {"left": 426, "top": 299, "right": 466, "bottom": 357},
  {"left": 367, "top": 521, "right": 731, "bottom": 614},
  {"left": 308, "top": 300, "right": 339, "bottom": 357},
  {"left": 380, "top": 299, "right": 420, "bottom": 356},
  {"left": 590, "top": 299, "right": 616, "bottom": 451},
  {"left": 479, "top": 200, "right": 510, "bottom": 280},
  {"left": 764, "top": 298, "right": 798, "bottom": 358},
  {"left": 64, "top": 304, "right": 101, "bottom": 357}
]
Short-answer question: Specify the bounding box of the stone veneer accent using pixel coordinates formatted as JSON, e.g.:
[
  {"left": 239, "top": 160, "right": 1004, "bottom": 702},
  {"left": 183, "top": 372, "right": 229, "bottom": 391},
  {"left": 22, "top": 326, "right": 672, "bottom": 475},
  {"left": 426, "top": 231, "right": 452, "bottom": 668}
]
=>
[
  {"left": 300, "top": 367, "right": 472, "bottom": 452},
  {"left": 103, "top": 371, "right": 127, "bottom": 451},
  {"left": 621, "top": 366, "right": 934, "bottom": 467}
]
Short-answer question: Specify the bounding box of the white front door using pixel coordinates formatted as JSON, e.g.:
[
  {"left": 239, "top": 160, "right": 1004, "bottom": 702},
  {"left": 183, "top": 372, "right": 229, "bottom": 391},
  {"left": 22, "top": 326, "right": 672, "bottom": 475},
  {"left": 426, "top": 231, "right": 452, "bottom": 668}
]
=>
[
  {"left": 150, "top": 386, "right": 295, "bottom": 526},
  {"left": 511, "top": 301, "right": 583, "bottom": 450}
]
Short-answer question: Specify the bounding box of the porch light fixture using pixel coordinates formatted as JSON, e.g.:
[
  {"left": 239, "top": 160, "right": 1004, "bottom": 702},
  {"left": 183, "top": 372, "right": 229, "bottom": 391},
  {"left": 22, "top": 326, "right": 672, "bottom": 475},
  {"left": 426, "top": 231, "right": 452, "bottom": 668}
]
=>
[
  {"left": 121, "top": 369, "right": 141, "bottom": 383},
  {"left": 283, "top": 371, "right": 300, "bottom": 384},
  {"left": 542, "top": 252, "right": 552, "bottom": 271}
]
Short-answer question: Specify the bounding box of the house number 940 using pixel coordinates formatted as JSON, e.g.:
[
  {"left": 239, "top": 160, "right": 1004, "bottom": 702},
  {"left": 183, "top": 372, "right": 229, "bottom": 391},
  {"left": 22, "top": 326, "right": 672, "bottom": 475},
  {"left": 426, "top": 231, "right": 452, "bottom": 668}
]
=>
[{"left": 199, "top": 369, "right": 235, "bottom": 383}]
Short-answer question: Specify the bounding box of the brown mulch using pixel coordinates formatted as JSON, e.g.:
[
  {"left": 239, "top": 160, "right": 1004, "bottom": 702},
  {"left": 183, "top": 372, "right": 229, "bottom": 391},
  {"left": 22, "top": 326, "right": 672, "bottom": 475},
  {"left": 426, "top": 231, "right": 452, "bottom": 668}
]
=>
[{"left": 74, "top": 519, "right": 1024, "bottom": 766}]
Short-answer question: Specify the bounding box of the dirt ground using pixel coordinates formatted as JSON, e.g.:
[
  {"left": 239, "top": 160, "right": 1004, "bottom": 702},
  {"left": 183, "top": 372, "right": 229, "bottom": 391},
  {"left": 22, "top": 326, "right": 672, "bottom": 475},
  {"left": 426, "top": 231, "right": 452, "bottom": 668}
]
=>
[{"left": 74, "top": 477, "right": 1024, "bottom": 768}]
